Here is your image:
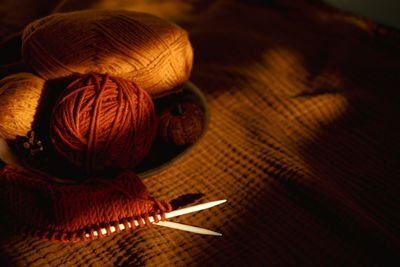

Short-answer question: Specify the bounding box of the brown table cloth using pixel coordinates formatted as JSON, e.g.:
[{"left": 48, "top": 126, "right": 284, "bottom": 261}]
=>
[{"left": 0, "top": 0, "right": 399, "bottom": 266}]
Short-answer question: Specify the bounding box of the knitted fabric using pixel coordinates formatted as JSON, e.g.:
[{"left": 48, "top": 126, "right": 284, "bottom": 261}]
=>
[{"left": 0, "top": 165, "right": 171, "bottom": 242}]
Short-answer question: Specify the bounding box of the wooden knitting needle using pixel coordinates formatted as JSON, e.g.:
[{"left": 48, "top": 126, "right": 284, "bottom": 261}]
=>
[{"left": 86, "top": 199, "right": 227, "bottom": 238}]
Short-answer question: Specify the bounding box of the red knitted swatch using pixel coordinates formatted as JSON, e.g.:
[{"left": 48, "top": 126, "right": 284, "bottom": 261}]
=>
[{"left": 0, "top": 165, "right": 171, "bottom": 242}]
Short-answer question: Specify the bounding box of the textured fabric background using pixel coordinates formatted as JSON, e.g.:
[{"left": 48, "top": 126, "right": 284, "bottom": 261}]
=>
[{"left": 0, "top": 0, "right": 399, "bottom": 266}]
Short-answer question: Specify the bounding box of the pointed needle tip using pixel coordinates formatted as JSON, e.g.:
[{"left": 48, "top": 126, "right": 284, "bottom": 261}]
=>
[{"left": 213, "top": 199, "right": 227, "bottom": 205}]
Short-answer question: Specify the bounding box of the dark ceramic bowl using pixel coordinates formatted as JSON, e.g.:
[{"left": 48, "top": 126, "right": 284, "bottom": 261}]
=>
[
  {"left": 135, "top": 81, "right": 210, "bottom": 178},
  {"left": 0, "top": 81, "right": 209, "bottom": 182}
]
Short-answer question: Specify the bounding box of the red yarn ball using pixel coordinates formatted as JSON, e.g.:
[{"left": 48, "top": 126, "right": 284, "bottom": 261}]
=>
[{"left": 49, "top": 73, "right": 157, "bottom": 173}]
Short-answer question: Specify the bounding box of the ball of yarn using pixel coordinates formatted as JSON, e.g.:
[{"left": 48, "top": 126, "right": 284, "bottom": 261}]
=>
[
  {"left": 49, "top": 73, "right": 157, "bottom": 173},
  {"left": 0, "top": 73, "right": 45, "bottom": 140},
  {"left": 22, "top": 10, "right": 193, "bottom": 98},
  {"left": 159, "top": 102, "right": 205, "bottom": 146}
]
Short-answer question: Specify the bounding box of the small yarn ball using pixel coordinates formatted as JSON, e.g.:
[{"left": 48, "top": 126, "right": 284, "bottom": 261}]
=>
[
  {"left": 49, "top": 73, "right": 157, "bottom": 173},
  {"left": 0, "top": 73, "right": 45, "bottom": 140},
  {"left": 159, "top": 102, "right": 205, "bottom": 146},
  {"left": 22, "top": 10, "right": 193, "bottom": 98}
]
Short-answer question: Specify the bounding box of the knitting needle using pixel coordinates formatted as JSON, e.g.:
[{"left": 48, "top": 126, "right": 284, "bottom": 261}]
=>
[
  {"left": 165, "top": 199, "right": 227, "bottom": 219},
  {"left": 86, "top": 219, "right": 222, "bottom": 237},
  {"left": 86, "top": 199, "right": 226, "bottom": 238},
  {"left": 155, "top": 221, "right": 222, "bottom": 236}
]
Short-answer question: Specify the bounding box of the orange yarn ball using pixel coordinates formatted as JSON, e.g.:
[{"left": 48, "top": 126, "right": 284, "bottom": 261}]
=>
[
  {"left": 0, "top": 73, "right": 45, "bottom": 140},
  {"left": 22, "top": 10, "right": 193, "bottom": 98},
  {"left": 49, "top": 73, "right": 157, "bottom": 173}
]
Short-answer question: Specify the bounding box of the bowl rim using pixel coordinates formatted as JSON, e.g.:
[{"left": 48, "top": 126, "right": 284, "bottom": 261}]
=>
[{"left": 137, "top": 80, "right": 210, "bottom": 178}]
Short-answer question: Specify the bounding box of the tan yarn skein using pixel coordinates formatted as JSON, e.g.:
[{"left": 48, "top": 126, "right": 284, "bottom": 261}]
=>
[
  {"left": 0, "top": 73, "right": 45, "bottom": 140},
  {"left": 22, "top": 10, "right": 193, "bottom": 98}
]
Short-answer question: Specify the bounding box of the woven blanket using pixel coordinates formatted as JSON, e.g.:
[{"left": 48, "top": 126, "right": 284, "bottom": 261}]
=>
[{"left": 0, "top": 0, "right": 399, "bottom": 266}]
